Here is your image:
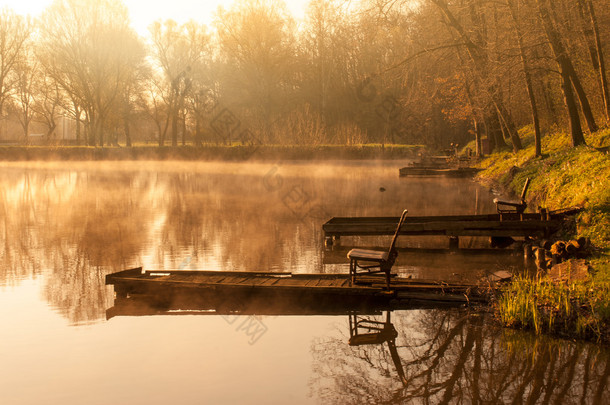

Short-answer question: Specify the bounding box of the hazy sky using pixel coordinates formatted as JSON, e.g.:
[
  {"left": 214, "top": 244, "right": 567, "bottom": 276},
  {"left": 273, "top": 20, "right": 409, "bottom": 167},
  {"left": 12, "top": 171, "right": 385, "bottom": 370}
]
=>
[{"left": 0, "top": 0, "right": 310, "bottom": 36}]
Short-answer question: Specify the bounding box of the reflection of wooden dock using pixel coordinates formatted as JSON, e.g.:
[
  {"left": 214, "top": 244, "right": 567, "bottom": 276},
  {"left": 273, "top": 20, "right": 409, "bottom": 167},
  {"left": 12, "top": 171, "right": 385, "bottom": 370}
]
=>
[
  {"left": 323, "top": 212, "right": 571, "bottom": 245},
  {"left": 399, "top": 167, "right": 480, "bottom": 177},
  {"left": 105, "top": 268, "right": 494, "bottom": 314},
  {"left": 322, "top": 246, "right": 521, "bottom": 265}
]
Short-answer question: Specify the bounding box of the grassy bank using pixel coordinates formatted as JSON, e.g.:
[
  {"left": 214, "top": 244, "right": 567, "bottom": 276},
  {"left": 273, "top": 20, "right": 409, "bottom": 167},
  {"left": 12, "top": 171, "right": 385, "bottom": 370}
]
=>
[
  {"left": 0, "top": 144, "right": 421, "bottom": 161},
  {"left": 473, "top": 127, "right": 610, "bottom": 342}
]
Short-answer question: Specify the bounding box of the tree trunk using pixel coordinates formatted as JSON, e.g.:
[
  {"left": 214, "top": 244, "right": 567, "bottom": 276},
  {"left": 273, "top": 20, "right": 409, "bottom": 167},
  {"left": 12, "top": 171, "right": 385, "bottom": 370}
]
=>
[
  {"left": 560, "top": 68, "right": 585, "bottom": 147},
  {"left": 586, "top": 0, "right": 610, "bottom": 123},
  {"left": 195, "top": 117, "right": 202, "bottom": 147},
  {"left": 461, "top": 73, "right": 483, "bottom": 156},
  {"left": 474, "top": 118, "right": 482, "bottom": 156},
  {"left": 487, "top": 111, "right": 507, "bottom": 151},
  {"left": 75, "top": 116, "right": 81, "bottom": 145},
  {"left": 46, "top": 124, "right": 56, "bottom": 141},
  {"left": 431, "top": 0, "right": 521, "bottom": 152},
  {"left": 87, "top": 113, "right": 96, "bottom": 146},
  {"left": 181, "top": 115, "right": 186, "bottom": 146},
  {"left": 494, "top": 98, "right": 522, "bottom": 152},
  {"left": 124, "top": 119, "right": 132, "bottom": 147},
  {"left": 159, "top": 113, "right": 170, "bottom": 147},
  {"left": 171, "top": 111, "right": 178, "bottom": 147},
  {"left": 575, "top": 0, "right": 599, "bottom": 70},
  {"left": 98, "top": 123, "right": 104, "bottom": 147},
  {"left": 566, "top": 60, "right": 598, "bottom": 133},
  {"left": 508, "top": 0, "right": 542, "bottom": 157},
  {"left": 536, "top": 0, "right": 586, "bottom": 146}
]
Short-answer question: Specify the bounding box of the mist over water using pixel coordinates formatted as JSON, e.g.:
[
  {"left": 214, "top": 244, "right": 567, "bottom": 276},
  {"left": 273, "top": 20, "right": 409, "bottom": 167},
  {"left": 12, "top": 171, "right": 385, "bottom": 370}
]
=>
[{"left": 1, "top": 160, "right": 608, "bottom": 404}]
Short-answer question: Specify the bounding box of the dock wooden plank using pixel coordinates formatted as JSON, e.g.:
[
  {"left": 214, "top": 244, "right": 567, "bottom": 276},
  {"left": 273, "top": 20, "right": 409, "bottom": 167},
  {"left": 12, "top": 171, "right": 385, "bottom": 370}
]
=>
[
  {"left": 323, "top": 214, "right": 566, "bottom": 239},
  {"left": 258, "top": 278, "right": 281, "bottom": 286},
  {"left": 317, "top": 279, "right": 341, "bottom": 287},
  {"left": 219, "top": 276, "right": 249, "bottom": 285},
  {"left": 276, "top": 278, "right": 313, "bottom": 287},
  {"left": 206, "top": 275, "right": 228, "bottom": 283},
  {"left": 106, "top": 269, "right": 492, "bottom": 306}
]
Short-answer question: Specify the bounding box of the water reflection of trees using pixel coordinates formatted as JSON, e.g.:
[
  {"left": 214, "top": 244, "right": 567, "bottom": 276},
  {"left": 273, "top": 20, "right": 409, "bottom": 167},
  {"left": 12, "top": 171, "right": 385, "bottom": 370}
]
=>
[
  {"left": 0, "top": 162, "right": 495, "bottom": 324},
  {"left": 311, "top": 310, "right": 610, "bottom": 404}
]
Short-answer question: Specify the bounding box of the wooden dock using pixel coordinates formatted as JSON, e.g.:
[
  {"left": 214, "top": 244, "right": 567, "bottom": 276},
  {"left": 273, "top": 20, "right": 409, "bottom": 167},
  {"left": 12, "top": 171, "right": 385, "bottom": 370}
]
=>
[
  {"left": 399, "top": 166, "right": 480, "bottom": 177},
  {"left": 322, "top": 211, "right": 573, "bottom": 246},
  {"left": 105, "top": 268, "right": 495, "bottom": 315}
]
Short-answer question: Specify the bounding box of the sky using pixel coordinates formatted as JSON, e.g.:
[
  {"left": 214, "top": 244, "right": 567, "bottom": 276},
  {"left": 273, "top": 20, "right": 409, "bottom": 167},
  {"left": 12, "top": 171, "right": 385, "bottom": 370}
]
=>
[{"left": 0, "top": 0, "right": 311, "bottom": 37}]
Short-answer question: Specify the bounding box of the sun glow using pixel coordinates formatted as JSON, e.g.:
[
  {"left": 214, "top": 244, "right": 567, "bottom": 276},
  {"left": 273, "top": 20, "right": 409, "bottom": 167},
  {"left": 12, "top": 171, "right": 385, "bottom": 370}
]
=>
[{"left": 0, "top": 0, "right": 310, "bottom": 37}]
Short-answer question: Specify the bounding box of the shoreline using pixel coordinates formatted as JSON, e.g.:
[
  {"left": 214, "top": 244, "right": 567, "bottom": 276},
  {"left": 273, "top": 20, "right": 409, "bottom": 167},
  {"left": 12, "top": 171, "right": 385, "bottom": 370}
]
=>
[
  {"left": 0, "top": 144, "right": 422, "bottom": 161},
  {"left": 472, "top": 127, "right": 610, "bottom": 343}
]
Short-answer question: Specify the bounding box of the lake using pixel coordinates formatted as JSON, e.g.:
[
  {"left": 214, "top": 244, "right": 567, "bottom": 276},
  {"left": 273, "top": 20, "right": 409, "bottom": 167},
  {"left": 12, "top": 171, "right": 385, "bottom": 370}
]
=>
[{"left": 0, "top": 160, "right": 608, "bottom": 404}]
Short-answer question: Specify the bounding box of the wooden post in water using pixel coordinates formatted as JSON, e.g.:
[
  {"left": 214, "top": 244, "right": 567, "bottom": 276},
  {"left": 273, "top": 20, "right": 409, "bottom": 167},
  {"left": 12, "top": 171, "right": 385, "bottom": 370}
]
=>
[{"left": 534, "top": 247, "right": 547, "bottom": 271}]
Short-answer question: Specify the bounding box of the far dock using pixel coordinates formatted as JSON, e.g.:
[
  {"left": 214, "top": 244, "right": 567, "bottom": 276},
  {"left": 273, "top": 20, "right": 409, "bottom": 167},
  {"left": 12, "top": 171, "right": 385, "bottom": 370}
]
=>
[
  {"left": 399, "top": 167, "right": 480, "bottom": 177},
  {"left": 322, "top": 210, "right": 577, "bottom": 247}
]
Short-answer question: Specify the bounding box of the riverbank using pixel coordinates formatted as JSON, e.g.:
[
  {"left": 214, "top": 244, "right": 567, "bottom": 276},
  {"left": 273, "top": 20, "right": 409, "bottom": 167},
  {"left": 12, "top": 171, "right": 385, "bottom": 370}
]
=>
[
  {"left": 0, "top": 144, "right": 421, "bottom": 161},
  {"left": 473, "top": 127, "right": 610, "bottom": 342}
]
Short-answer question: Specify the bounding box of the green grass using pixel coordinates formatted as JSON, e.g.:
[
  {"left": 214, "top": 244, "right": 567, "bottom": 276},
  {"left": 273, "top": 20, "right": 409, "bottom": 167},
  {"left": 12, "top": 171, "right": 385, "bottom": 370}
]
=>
[
  {"left": 498, "top": 275, "right": 610, "bottom": 342},
  {"left": 477, "top": 128, "right": 610, "bottom": 248},
  {"left": 477, "top": 127, "right": 610, "bottom": 342}
]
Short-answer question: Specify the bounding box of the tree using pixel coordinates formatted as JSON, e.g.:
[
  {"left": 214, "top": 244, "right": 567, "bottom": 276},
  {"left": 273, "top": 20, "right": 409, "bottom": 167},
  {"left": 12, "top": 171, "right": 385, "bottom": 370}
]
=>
[
  {"left": 535, "top": 0, "right": 587, "bottom": 146},
  {"left": 0, "top": 8, "right": 31, "bottom": 136},
  {"left": 507, "top": 0, "right": 542, "bottom": 157},
  {"left": 578, "top": 0, "right": 610, "bottom": 123},
  {"left": 429, "top": 0, "right": 522, "bottom": 153},
  {"left": 11, "top": 42, "right": 37, "bottom": 141},
  {"left": 38, "top": 0, "right": 146, "bottom": 146},
  {"left": 32, "top": 75, "right": 64, "bottom": 141},
  {"left": 215, "top": 0, "right": 298, "bottom": 143},
  {"left": 150, "top": 20, "right": 210, "bottom": 146}
]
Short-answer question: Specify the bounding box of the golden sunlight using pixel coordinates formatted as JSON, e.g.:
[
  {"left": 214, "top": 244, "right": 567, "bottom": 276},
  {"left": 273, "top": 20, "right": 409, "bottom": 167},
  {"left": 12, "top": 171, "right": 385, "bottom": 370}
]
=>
[{"left": 0, "top": 0, "right": 310, "bottom": 37}]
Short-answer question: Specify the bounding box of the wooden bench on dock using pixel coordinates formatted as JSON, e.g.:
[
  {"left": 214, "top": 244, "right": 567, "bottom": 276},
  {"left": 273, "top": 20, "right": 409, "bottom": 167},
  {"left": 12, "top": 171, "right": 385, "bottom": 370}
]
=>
[
  {"left": 493, "top": 178, "right": 530, "bottom": 216},
  {"left": 347, "top": 210, "right": 408, "bottom": 291}
]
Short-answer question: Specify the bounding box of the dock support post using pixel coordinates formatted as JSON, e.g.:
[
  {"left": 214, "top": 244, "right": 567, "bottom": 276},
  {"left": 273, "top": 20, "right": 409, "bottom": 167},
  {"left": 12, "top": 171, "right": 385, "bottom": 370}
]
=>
[
  {"left": 325, "top": 235, "right": 340, "bottom": 247},
  {"left": 449, "top": 236, "right": 459, "bottom": 250},
  {"left": 115, "top": 286, "right": 128, "bottom": 299},
  {"left": 534, "top": 247, "right": 547, "bottom": 271}
]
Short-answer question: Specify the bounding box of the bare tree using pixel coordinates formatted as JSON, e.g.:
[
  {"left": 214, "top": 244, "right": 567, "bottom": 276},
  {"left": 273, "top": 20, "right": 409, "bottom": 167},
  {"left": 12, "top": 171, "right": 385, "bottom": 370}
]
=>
[
  {"left": 215, "top": 0, "right": 298, "bottom": 143},
  {"left": 32, "top": 76, "right": 64, "bottom": 141},
  {"left": 507, "top": 0, "right": 542, "bottom": 157},
  {"left": 38, "top": 0, "right": 146, "bottom": 146},
  {"left": 429, "top": 0, "right": 523, "bottom": 153},
  {"left": 150, "top": 20, "right": 210, "bottom": 147},
  {"left": 11, "top": 43, "right": 37, "bottom": 142},
  {"left": 0, "top": 8, "right": 30, "bottom": 137}
]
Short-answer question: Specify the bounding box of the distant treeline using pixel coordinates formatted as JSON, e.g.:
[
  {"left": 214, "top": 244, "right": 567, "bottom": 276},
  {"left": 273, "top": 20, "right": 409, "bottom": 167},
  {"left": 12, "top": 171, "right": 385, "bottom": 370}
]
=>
[
  {"left": 0, "top": 144, "right": 421, "bottom": 161},
  {"left": 0, "top": 0, "right": 608, "bottom": 154}
]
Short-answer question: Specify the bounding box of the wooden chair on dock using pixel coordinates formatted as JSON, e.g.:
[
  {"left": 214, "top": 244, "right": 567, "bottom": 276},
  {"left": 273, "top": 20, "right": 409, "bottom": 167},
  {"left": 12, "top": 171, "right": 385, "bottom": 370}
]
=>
[
  {"left": 493, "top": 178, "right": 530, "bottom": 216},
  {"left": 347, "top": 209, "right": 408, "bottom": 291}
]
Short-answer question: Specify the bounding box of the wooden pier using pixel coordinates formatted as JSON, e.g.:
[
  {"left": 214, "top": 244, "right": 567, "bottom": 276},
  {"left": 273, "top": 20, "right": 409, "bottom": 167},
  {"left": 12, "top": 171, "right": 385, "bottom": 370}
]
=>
[
  {"left": 399, "top": 166, "right": 481, "bottom": 177},
  {"left": 105, "top": 267, "right": 495, "bottom": 315},
  {"left": 322, "top": 210, "right": 575, "bottom": 247}
]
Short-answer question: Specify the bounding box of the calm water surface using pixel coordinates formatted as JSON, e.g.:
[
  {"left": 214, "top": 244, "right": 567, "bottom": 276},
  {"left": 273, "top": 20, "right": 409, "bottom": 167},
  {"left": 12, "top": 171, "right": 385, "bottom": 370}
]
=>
[{"left": 0, "top": 160, "right": 608, "bottom": 404}]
